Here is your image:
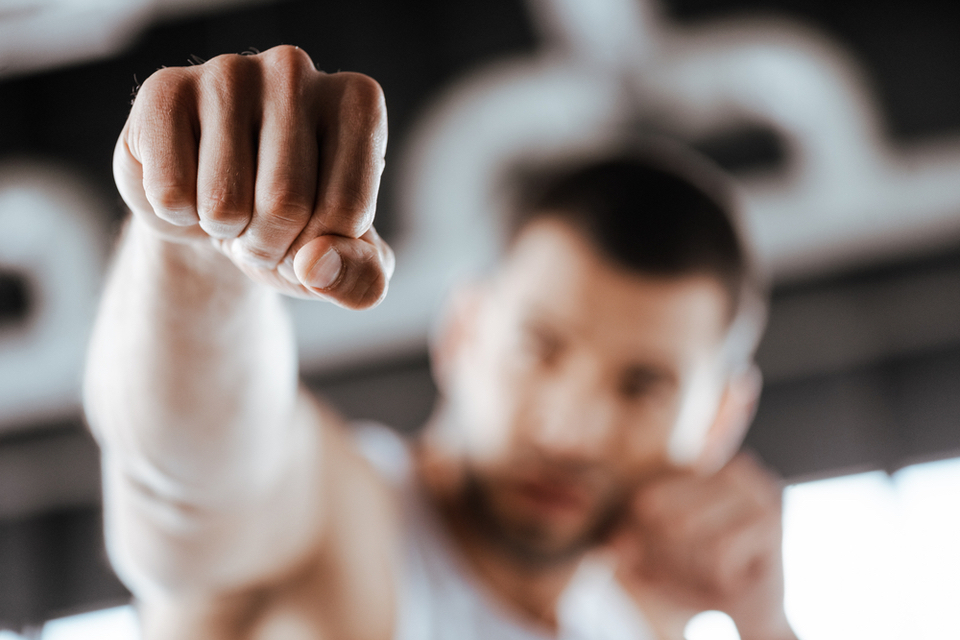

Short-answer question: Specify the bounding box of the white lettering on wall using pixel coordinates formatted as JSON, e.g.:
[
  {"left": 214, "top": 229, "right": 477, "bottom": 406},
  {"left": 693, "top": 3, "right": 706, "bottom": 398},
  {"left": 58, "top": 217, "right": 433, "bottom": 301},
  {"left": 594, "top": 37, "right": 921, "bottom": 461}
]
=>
[
  {"left": 290, "top": 0, "right": 960, "bottom": 370},
  {"left": 0, "top": 163, "right": 107, "bottom": 432}
]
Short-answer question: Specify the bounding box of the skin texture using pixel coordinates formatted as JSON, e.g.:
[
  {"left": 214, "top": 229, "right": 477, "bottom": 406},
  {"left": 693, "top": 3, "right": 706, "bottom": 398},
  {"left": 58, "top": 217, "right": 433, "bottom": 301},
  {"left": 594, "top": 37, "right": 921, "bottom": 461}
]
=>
[
  {"left": 86, "top": 45, "right": 797, "bottom": 640},
  {"left": 114, "top": 45, "right": 394, "bottom": 308}
]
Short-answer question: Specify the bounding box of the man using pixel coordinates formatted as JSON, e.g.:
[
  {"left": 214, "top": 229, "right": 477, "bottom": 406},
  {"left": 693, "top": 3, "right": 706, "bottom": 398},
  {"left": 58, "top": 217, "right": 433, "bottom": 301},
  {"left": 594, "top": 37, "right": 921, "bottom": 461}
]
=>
[{"left": 84, "top": 45, "right": 797, "bottom": 640}]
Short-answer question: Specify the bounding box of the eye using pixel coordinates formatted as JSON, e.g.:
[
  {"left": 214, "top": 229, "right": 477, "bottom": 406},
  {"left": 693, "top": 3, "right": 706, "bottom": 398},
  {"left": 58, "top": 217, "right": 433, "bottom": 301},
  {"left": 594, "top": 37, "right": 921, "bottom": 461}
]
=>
[
  {"left": 519, "top": 322, "right": 563, "bottom": 368},
  {"left": 618, "top": 366, "right": 668, "bottom": 400}
]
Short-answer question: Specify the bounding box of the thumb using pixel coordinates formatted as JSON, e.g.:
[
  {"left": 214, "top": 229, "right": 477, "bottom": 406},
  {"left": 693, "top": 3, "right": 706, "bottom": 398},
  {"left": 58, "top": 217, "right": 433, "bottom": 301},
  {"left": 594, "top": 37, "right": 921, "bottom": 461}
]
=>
[{"left": 293, "top": 226, "right": 394, "bottom": 310}]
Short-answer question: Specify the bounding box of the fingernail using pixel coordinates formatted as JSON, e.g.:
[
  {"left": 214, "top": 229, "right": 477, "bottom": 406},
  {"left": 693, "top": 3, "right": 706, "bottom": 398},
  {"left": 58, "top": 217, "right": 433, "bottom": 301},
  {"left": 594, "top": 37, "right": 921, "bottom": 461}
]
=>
[
  {"left": 306, "top": 248, "right": 342, "bottom": 289},
  {"left": 278, "top": 255, "right": 299, "bottom": 284}
]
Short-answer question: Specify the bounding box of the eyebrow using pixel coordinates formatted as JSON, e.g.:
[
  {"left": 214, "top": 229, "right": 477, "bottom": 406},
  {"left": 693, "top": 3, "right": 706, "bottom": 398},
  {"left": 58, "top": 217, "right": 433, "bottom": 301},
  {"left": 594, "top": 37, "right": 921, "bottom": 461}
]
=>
[
  {"left": 521, "top": 305, "right": 583, "bottom": 342},
  {"left": 621, "top": 363, "right": 678, "bottom": 388},
  {"left": 523, "top": 312, "right": 680, "bottom": 385}
]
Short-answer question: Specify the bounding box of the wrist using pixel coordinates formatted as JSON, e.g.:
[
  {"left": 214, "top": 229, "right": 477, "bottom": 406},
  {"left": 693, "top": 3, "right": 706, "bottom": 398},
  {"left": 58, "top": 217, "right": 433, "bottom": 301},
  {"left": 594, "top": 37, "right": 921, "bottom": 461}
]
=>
[{"left": 127, "top": 215, "right": 259, "bottom": 296}]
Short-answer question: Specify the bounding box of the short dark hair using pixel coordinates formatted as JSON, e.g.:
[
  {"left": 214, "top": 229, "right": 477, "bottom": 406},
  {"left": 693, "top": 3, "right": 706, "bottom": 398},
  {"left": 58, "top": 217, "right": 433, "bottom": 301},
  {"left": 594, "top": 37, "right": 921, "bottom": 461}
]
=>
[{"left": 506, "top": 149, "right": 760, "bottom": 325}]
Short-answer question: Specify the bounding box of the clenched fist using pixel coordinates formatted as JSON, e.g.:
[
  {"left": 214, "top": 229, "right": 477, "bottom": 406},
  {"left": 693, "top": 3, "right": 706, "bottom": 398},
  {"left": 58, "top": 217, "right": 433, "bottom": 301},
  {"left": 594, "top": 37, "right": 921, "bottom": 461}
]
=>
[
  {"left": 114, "top": 45, "right": 394, "bottom": 309},
  {"left": 613, "top": 453, "right": 797, "bottom": 640}
]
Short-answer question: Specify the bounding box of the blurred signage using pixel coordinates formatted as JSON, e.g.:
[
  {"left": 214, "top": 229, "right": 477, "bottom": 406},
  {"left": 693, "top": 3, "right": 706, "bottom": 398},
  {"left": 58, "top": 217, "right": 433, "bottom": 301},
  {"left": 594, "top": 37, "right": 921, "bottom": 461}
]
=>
[
  {"left": 0, "top": 0, "right": 274, "bottom": 80},
  {"left": 5, "top": 0, "right": 960, "bottom": 431}
]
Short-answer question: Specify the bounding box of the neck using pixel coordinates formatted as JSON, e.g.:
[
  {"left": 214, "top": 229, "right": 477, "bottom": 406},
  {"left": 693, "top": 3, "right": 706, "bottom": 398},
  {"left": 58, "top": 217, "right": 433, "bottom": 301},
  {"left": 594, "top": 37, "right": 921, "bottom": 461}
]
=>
[{"left": 414, "top": 439, "right": 582, "bottom": 633}]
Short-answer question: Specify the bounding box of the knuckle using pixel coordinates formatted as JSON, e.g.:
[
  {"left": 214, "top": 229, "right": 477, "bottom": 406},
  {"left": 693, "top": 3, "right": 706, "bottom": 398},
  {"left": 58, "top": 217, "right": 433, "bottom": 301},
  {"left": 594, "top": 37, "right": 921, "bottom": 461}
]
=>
[
  {"left": 199, "top": 54, "right": 255, "bottom": 99},
  {"left": 144, "top": 181, "right": 193, "bottom": 212},
  {"left": 136, "top": 67, "right": 194, "bottom": 107},
  {"left": 335, "top": 73, "right": 387, "bottom": 134},
  {"left": 337, "top": 72, "right": 385, "bottom": 112},
  {"left": 130, "top": 71, "right": 197, "bottom": 148},
  {"left": 257, "top": 189, "right": 313, "bottom": 224},
  {"left": 319, "top": 196, "right": 373, "bottom": 238},
  {"left": 234, "top": 240, "right": 282, "bottom": 266},
  {"left": 263, "top": 44, "right": 315, "bottom": 70},
  {"left": 203, "top": 52, "right": 249, "bottom": 76},
  {"left": 198, "top": 188, "right": 248, "bottom": 224},
  {"left": 263, "top": 46, "right": 317, "bottom": 101}
]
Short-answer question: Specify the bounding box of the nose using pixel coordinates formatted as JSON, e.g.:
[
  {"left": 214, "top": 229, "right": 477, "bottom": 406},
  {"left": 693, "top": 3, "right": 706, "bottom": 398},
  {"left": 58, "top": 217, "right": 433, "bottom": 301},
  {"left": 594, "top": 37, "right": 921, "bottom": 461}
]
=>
[{"left": 527, "top": 357, "right": 617, "bottom": 463}]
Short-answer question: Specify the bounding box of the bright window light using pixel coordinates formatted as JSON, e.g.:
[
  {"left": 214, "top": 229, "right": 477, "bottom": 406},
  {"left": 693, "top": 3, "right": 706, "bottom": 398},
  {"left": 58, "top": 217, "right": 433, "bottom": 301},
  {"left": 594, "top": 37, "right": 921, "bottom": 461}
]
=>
[
  {"left": 783, "top": 470, "right": 903, "bottom": 639},
  {"left": 783, "top": 456, "right": 960, "bottom": 640},
  {"left": 41, "top": 605, "right": 139, "bottom": 640},
  {"left": 0, "top": 631, "right": 26, "bottom": 640},
  {"left": 895, "top": 457, "right": 960, "bottom": 639}
]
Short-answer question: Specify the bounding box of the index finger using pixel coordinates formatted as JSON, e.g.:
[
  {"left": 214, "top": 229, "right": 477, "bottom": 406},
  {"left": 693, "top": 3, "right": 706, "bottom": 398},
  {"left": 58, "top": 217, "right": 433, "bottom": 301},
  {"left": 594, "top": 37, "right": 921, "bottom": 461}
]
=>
[{"left": 125, "top": 68, "right": 201, "bottom": 228}]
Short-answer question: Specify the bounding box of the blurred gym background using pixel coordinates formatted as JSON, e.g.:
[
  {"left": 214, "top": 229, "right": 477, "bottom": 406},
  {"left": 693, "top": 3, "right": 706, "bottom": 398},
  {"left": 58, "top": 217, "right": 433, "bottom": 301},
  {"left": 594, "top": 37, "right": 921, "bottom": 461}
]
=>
[{"left": 1, "top": 0, "right": 959, "bottom": 638}]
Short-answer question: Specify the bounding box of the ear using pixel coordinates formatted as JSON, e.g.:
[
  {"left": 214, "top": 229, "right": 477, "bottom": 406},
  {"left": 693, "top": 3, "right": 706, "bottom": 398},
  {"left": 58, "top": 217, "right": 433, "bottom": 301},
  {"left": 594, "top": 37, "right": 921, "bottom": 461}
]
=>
[
  {"left": 429, "top": 280, "right": 486, "bottom": 395},
  {"left": 694, "top": 364, "right": 763, "bottom": 474}
]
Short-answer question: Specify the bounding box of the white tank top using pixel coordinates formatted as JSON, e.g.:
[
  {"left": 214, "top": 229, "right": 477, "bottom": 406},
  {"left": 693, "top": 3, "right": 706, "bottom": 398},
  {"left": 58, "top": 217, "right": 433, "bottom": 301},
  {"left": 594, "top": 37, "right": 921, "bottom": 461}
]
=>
[{"left": 351, "top": 422, "right": 656, "bottom": 640}]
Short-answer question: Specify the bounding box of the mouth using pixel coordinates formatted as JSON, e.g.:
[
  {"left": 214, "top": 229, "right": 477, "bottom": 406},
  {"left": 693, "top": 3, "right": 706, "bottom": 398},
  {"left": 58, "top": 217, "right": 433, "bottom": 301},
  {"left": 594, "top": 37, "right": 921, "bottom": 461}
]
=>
[{"left": 506, "top": 476, "right": 594, "bottom": 519}]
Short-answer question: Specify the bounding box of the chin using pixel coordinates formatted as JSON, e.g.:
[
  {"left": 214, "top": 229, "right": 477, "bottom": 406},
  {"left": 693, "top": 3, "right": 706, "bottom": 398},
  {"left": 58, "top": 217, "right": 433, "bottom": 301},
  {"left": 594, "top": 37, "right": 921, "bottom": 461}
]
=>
[
  {"left": 462, "top": 472, "right": 626, "bottom": 567},
  {"left": 502, "top": 523, "right": 598, "bottom": 566}
]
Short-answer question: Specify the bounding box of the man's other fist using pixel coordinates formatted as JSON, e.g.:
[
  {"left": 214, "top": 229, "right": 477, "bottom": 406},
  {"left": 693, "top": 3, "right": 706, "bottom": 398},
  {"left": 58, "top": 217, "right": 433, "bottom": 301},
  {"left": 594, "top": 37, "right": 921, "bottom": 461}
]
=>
[
  {"left": 614, "top": 453, "right": 797, "bottom": 640},
  {"left": 114, "top": 45, "right": 394, "bottom": 309}
]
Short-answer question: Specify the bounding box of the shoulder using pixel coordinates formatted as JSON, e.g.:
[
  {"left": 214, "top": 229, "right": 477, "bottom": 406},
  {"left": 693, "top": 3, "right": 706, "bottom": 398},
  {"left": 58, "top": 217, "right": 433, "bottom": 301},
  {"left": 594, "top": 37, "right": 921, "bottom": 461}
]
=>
[{"left": 136, "top": 415, "right": 407, "bottom": 640}]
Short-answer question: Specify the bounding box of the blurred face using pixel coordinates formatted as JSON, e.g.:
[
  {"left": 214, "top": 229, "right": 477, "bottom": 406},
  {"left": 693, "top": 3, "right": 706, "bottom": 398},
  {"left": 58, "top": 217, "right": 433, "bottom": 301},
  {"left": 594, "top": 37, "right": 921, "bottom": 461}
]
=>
[{"left": 439, "top": 217, "right": 733, "bottom": 565}]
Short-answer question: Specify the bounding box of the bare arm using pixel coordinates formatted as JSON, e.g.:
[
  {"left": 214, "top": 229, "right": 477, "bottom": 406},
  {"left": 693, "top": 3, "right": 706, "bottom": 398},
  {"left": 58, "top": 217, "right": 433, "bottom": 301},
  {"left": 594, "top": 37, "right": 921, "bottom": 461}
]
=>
[
  {"left": 84, "top": 46, "right": 396, "bottom": 615},
  {"left": 86, "top": 219, "right": 327, "bottom": 594}
]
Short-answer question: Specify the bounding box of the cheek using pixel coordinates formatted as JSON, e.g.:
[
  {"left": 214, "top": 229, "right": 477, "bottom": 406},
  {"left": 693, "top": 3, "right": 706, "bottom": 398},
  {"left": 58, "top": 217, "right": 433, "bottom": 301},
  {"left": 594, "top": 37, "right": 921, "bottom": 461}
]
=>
[
  {"left": 618, "top": 394, "right": 686, "bottom": 474},
  {"left": 454, "top": 339, "right": 529, "bottom": 463}
]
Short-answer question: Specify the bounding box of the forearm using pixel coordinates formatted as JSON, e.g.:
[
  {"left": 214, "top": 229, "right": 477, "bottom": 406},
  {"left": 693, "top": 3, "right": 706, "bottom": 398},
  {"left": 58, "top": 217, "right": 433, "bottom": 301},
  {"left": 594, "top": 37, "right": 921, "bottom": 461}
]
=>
[
  {"left": 86, "top": 217, "right": 299, "bottom": 498},
  {"left": 86, "top": 49, "right": 395, "bottom": 602},
  {"left": 85, "top": 218, "right": 330, "bottom": 593}
]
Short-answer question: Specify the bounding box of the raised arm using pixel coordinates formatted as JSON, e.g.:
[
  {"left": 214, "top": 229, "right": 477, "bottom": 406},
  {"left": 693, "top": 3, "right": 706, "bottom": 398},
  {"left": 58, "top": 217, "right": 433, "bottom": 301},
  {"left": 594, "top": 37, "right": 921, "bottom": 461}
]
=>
[{"left": 84, "top": 46, "right": 396, "bottom": 633}]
